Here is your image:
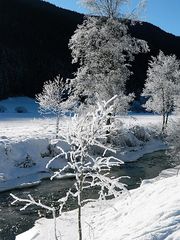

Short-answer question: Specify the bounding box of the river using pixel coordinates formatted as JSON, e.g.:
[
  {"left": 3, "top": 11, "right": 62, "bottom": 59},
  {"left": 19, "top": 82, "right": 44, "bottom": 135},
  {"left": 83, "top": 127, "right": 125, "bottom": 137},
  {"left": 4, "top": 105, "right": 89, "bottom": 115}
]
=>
[{"left": 0, "top": 150, "right": 178, "bottom": 240}]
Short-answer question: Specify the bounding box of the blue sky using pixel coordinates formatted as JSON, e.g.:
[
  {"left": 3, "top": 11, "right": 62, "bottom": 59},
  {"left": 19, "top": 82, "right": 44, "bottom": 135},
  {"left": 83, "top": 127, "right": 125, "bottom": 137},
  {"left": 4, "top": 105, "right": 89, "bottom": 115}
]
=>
[{"left": 46, "top": 0, "right": 180, "bottom": 36}]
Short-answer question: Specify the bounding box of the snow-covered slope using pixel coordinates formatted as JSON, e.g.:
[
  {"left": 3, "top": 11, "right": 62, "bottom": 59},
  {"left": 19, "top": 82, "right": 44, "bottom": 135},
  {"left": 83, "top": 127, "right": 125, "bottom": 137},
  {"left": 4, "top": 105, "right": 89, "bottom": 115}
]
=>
[
  {"left": 16, "top": 173, "right": 180, "bottom": 240},
  {"left": 0, "top": 97, "right": 39, "bottom": 115}
]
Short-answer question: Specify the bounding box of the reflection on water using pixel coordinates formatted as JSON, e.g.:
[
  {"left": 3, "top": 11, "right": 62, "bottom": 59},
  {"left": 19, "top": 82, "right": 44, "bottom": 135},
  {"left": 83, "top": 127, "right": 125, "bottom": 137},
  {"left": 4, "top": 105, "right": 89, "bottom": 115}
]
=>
[{"left": 0, "top": 150, "right": 177, "bottom": 240}]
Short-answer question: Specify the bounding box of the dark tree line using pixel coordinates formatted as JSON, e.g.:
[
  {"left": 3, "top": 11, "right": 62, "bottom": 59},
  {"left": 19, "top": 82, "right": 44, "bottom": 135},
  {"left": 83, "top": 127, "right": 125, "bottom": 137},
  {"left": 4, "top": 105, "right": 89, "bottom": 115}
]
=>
[{"left": 0, "top": 0, "right": 180, "bottom": 99}]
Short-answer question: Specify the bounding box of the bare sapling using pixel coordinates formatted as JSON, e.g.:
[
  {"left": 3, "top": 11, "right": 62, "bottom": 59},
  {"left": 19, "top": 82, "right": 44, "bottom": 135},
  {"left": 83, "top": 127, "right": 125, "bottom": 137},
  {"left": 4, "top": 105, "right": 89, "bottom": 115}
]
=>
[{"left": 11, "top": 96, "right": 129, "bottom": 240}]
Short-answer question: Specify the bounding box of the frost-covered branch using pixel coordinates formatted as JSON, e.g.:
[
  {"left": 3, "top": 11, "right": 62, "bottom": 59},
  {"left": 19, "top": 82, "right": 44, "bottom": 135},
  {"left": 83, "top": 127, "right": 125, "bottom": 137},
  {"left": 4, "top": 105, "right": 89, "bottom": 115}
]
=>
[
  {"left": 36, "top": 75, "right": 71, "bottom": 138},
  {"left": 80, "top": 0, "right": 147, "bottom": 20},
  {"left": 10, "top": 193, "right": 53, "bottom": 211},
  {"left": 10, "top": 193, "right": 58, "bottom": 240}
]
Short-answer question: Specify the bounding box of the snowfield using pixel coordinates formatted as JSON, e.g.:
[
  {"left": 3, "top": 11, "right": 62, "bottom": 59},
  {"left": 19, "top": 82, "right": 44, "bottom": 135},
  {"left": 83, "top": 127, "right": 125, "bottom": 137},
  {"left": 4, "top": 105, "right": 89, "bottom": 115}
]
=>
[
  {"left": 0, "top": 97, "right": 180, "bottom": 240},
  {"left": 0, "top": 97, "right": 168, "bottom": 191},
  {"left": 0, "top": 98, "right": 70, "bottom": 191}
]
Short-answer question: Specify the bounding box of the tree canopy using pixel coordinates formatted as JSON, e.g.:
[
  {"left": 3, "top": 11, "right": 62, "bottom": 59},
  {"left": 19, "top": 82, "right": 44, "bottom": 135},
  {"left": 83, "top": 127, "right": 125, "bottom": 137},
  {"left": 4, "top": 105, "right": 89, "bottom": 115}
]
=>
[{"left": 69, "top": 16, "right": 148, "bottom": 112}]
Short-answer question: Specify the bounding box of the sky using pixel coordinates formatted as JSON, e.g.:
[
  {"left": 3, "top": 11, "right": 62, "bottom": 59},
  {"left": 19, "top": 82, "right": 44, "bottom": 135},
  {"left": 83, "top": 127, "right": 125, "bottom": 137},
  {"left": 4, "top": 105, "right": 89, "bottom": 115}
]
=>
[{"left": 45, "top": 0, "right": 180, "bottom": 36}]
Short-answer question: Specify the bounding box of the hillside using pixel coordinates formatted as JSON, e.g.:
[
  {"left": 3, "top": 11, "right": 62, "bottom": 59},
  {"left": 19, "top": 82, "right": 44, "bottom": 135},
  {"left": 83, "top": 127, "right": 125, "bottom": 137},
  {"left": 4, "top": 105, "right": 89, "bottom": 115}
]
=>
[
  {"left": 0, "top": 0, "right": 83, "bottom": 98},
  {"left": 0, "top": 0, "right": 180, "bottom": 99}
]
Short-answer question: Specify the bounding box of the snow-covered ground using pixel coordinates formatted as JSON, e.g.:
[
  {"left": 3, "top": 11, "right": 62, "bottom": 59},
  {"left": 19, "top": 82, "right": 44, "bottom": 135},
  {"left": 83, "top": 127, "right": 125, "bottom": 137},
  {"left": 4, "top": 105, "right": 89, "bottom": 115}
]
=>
[
  {"left": 0, "top": 97, "right": 57, "bottom": 141},
  {"left": 0, "top": 98, "right": 70, "bottom": 191},
  {"left": 0, "top": 97, "right": 180, "bottom": 240},
  {"left": 16, "top": 169, "right": 180, "bottom": 240},
  {"left": 0, "top": 97, "right": 169, "bottom": 192}
]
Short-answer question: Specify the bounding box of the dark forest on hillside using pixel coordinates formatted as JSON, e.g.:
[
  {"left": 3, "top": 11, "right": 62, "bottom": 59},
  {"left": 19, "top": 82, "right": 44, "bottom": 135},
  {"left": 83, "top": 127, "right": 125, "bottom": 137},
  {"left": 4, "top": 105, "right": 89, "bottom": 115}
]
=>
[{"left": 0, "top": 0, "right": 180, "bottom": 99}]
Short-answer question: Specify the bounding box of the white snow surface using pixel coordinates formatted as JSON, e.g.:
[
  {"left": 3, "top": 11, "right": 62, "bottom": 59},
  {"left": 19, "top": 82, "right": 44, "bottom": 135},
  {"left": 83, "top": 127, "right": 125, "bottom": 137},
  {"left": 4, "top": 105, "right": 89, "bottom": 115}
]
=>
[
  {"left": 0, "top": 97, "right": 69, "bottom": 191},
  {"left": 1, "top": 97, "right": 180, "bottom": 240},
  {"left": 0, "top": 97, "right": 169, "bottom": 192},
  {"left": 16, "top": 173, "right": 180, "bottom": 240}
]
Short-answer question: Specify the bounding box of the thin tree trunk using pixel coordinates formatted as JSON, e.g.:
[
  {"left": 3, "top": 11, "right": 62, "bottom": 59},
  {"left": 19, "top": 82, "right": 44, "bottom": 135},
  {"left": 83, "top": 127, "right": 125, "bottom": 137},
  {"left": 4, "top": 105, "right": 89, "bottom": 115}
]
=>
[
  {"left": 165, "top": 112, "right": 169, "bottom": 126},
  {"left": 162, "top": 112, "right": 169, "bottom": 133},
  {"left": 52, "top": 208, "right": 58, "bottom": 240},
  {"left": 161, "top": 88, "right": 166, "bottom": 133},
  {"left": 56, "top": 113, "right": 60, "bottom": 139},
  {"left": 162, "top": 113, "right": 166, "bottom": 133},
  {"left": 106, "top": 112, "right": 112, "bottom": 143},
  {"left": 78, "top": 204, "right": 82, "bottom": 240},
  {"left": 78, "top": 171, "right": 83, "bottom": 240}
]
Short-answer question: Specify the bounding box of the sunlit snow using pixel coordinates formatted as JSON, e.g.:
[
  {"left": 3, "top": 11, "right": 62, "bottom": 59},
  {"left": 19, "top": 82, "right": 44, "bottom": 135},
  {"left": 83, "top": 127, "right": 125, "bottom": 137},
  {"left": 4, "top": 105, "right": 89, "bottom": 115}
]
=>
[{"left": 0, "top": 97, "right": 179, "bottom": 240}]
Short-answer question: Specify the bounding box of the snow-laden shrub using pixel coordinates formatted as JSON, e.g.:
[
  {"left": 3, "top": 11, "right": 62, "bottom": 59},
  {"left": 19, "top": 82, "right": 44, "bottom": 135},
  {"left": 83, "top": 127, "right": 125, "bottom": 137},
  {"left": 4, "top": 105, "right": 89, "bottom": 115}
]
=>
[
  {"left": 111, "top": 128, "right": 141, "bottom": 147},
  {"left": 130, "top": 125, "right": 151, "bottom": 142},
  {"left": 15, "top": 154, "right": 36, "bottom": 168},
  {"left": 41, "top": 140, "right": 70, "bottom": 159},
  {"left": 109, "top": 122, "right": 161, "bottom": 149},
  {"left": 166, "top": 119, "right": 180, "bottom": 161},
  {"left": 15, "top": 106, "right": 28, "bottom": 113},
  {"left": 7, "top": 138, "right": 49, "bottom": 163},
  {"left": 0, "top": 105, "right": 7, "bottom": 113},
  {"left": 109, "top": 118, "right": 153, "bottom": 148},
  {"left": 41, "top": 144, "right": 59, "bottom": 158}
]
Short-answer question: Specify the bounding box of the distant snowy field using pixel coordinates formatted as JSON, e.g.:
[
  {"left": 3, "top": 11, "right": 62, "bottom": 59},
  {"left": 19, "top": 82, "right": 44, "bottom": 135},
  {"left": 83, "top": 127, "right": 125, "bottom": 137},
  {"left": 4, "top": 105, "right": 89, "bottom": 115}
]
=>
[
  {"left": 0, "top": 96, "right": 167, "bottom": 141},
  {"left": 0, "top": 97, "right": 57, "bottom": 140}
]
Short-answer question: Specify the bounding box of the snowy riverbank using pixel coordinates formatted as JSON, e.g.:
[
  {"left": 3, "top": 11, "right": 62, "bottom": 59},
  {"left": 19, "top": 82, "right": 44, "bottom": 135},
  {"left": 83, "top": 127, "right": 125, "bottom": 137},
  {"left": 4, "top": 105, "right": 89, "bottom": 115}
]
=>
[
  {"left": 16, "top": 167, "right": 180, "bottom": 240},
  {"left": 0, "top": 136, "right": 167, "bottom": 192},
  {"left": 0, "top": 97, "right": 168, "bottom": 192}
]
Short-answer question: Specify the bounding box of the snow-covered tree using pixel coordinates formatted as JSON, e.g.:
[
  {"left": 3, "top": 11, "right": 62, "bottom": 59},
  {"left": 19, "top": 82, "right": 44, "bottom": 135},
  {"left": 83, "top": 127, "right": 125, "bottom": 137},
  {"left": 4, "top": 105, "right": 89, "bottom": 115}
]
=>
[
  {"left": 36, "top": 75, "right": 69, "bottom": 138},
  {"left": 11, "top": 96, "right": 128, "bottom": 240},
  {"left": 69, "top": 16, "right": 148, "bottom": 113},
  {"left": 81, "top": 0, "right": 128, "bottom": 18},
  {"left": 80, "top": 0, "right": 147, "bottom": 19},
  {"left": 142, "top": 50, "right": 180, "bottom": 132},
  {"left": 47, "top": 96, "right": 127, "bottom": 240}
]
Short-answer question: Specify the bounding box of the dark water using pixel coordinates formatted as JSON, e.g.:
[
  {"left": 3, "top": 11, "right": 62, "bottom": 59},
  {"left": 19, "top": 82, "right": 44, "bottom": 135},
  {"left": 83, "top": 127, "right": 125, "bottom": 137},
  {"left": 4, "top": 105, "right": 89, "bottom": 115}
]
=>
[{"left": 0, "top": 150, "right": 178, "bottom": 240}]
